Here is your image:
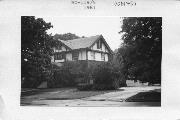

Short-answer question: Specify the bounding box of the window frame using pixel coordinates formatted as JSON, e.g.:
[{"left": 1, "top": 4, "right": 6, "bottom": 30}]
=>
[
  {"left": 91, "top": 51, "right": 95, "bottom": 60},
  {"left": 54, "top": 53, "right": 64, "bottom": 60},
  {"left": 97, "top": 41, "right": 99, "bottom": 49},
  {"left": 58, "top": 45, "right": 62, "bottom": 50},
  {"left": 72, "top": 51, "right": 79, "bottom": 61},
  {"left": 97, "top": 40, "right": 102, "bottom": 49},
  {"left": 101, "top": 53, "right": 105, "bottom": 61}
]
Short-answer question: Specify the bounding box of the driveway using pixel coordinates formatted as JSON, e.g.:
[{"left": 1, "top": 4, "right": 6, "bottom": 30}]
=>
[{"left": 21, "top": 86, "right": 161, "bottom": 107}]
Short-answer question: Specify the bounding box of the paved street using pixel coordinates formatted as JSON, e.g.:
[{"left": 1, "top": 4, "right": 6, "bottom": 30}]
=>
[{"left": 21, "top": 86, "right": 161, "bottom": 107}]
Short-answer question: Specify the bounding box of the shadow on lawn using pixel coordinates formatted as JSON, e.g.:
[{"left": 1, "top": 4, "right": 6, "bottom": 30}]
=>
[{"left": 125, "top": 89, "right": 161, "bottom": 102}]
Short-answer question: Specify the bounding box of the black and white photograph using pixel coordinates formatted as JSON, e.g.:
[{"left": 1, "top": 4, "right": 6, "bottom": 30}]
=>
[
  {"left": 1, "top": 0, "right": 180, "bottom": 120},
  {"left": 21, "top": 16, "right": 162, "bottom": 107}
]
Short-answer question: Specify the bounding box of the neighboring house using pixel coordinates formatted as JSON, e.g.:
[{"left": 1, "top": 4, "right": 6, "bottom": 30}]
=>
[
  {"left": 51, "top": 35, "right": 113, "bottom": 64},
  {"left": 126, "top": 80, "right": 149, "bottom": 87}
]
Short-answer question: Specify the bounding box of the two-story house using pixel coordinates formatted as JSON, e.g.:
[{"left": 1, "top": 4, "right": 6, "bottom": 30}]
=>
[
  {"left": 51, "top": 35, "right": 113, "bottom": 65},
  {"left": 38, "top": 35, "right": 113, "bottom": 88}
]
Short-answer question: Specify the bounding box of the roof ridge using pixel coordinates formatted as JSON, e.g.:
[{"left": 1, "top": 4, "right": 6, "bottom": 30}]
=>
[
  {"left": 65, "top": 34, "right": 101, "bottom": 41},
  {"left": 58, "top": 34, "right": 108, "bottom": 51}
]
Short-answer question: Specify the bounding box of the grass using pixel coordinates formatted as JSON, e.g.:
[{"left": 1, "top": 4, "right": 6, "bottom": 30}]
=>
[
  {"left": 125, "top": 89, "right": 161, "bottom": 102},
  {"left": 41, "top": 89, "right": 120, "bottom": 100},
  {"left": 21, "top": 88, "right": 118, "bottom": 101},
  {"left": 21, "top": 88, "right": 117, "bottom": 106}
]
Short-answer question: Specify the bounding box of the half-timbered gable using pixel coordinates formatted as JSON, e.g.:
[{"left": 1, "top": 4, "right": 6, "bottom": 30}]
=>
[{"left": 51, "top": 35, "right": 112, "bottom": 63}]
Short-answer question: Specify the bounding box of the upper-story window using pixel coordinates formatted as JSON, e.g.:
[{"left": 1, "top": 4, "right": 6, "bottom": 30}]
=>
[
  {"left": 58, "top": 45, "right": 62, "bottom": 50},
  {"left": 97, "top": 40, "right": 102, "bottom": 49},
  {"left": 54, "top": 45, "right": 62, "bottom": 52}
]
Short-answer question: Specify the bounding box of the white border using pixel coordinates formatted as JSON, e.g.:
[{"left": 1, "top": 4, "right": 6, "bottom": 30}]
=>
[{"left": 0, "top": 0, "right": 180, "bottom": 120}]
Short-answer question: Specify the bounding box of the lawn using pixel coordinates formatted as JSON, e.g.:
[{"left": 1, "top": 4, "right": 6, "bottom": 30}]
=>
[
  {"left": 125, "top": 89, "right": 161, "bottom": 102},
  {"left": 21, "top": 87, "right": 161, "bottom": 106},
  {"left": 21, "top": 88, "right": 117, "bottom": 101}
]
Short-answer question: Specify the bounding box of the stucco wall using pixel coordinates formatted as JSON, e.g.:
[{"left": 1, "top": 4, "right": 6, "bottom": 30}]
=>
[
  {"left": 90, "top": 39, "right": 108, "bottom": 53},
  {"left": 52, "top": 51, "right": 109, "bottom": 62},
  {"left": 83, "top": 51, "right": 87, "bottom": 60},
  {"left": 52, "top": 46, "right": 109, "bottom": 62},
  {"left": 55, "top": 59, "right": 65, "bottom": 62},
  {"left": 78, "top": 50, "right": 87, "bottom": 60},
  {"left": 105, "top": 54, "right": 108, "bottom": 61},
  {"left": 66, "top": 53, "right": 72, "bottom": 61},
  {"left": 88, "top": 51, "right": 108, "bottom": 61},
  {"left": 95, "top": 52, "right": 102, "bottom": 61},
  {"left": 88, "top": 51, "right": 92, "bottom": 60},
  {"left": 88, "top": 51, "right": 97, "bottom": 61}
]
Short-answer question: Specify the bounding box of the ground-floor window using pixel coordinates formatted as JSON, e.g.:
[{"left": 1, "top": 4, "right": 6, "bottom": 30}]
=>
[
  {"left": 72, "top": 51, "right": 79, "bottom": 60},
  {"left": 91, "top": 51, "right": 95, "bottom": 60},
  {"left": 54, "top": 53, "right": 65, "bottom": 60},
  {"left": 101, "top": 53, "right": 105, "bottom": 61}
]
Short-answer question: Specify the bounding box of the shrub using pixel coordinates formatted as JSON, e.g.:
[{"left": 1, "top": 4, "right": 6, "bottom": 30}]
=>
[
  {"left": 22, "top": 69, "right": 53, "bottom": 88},
  {"left": 49, "top": 61, "right": 89, "bottom": 88},
  {"left": 77, "top": 83, "right": 93, "bottom": 91},
  {"left": 48, "top": 64, "right": 77, "bottom": 88},
  {"left": 92, "top": 62, "right": 122, "bottom": 90},
  {"left": 49, "top": 61, "right": 127, "bottom": 89}
]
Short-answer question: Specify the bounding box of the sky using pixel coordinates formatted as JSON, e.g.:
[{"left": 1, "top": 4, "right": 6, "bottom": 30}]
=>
[{"left": 43, "top": 17, "right": 123, "bottom": 51}]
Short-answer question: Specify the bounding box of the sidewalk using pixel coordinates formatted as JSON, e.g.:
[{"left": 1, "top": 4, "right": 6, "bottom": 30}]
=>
[{"left": 82, "top": 86, "right": 160, "bottom": 102}]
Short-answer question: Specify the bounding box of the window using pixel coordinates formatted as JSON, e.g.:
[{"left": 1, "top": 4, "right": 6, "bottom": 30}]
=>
[
  {"left": 97, "top": 40, "right": 102, "bottom": 49},
  {"left": 91, "top": 52, "right": 95, "bottom": 60},
  {"left": 100, "top": 41, "right": 102, "bottom": 49},
  {"left": 54, "top": 54, "right": 57, "bottom": 60},
  {"left": 59, "top": 46, "right": 62, "bottom": 50},
  {"left": 101, "top": 53, "right": 105, "bottom": 61},
  {"left": 58, "top": 45, "right": 62, "bottom": 50},
  {"left": 97, "top": 41, "right": 99, "bottom": 49},
  {"left": 54, "top": 45, "right": 62, "bottom": 52},
  {"left": 54, "top": 53, "right": 64, "bottom": 60},
  {"left": 72, "top": 51, "right": 79, "bottom": 60}
]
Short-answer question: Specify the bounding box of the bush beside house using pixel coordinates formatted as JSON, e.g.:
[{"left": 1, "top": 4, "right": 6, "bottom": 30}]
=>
[
  {"left": 92, "top": 63, "right": 118, "bottom": 90},
  {"left": 23, "top": 60, "right": 127, "bottom": 90},
  {"left": 92, "top": 62, "right": 126, "bottom": 90},
  {"left": 48, "top": 61, "right": 126, "bottom": 90},
  {"left": 76, "top": 62, "right": 127, "bottom": 90}
]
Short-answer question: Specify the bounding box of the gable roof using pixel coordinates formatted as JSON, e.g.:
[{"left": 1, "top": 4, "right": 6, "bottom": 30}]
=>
[{"left": 59, "top": 35, "right": 113, "bottom": 53}]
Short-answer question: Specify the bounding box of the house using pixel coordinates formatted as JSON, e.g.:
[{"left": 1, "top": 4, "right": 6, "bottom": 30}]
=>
[
  {"left": 51, "top": 35, "right": 113, "bottom": 64},
  {"left": 37, "top": 35, "right": 113, "bottom": 88},
  {"left": 126, "top": 80, "right": 149, "bottom": 87}
]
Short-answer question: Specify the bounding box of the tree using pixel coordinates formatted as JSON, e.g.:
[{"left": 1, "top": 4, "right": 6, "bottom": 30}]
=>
[
  {"left": 118, "top": 17, "right": 162, "bottom": 84},
  {"left": 53, "top": 33, "right": 80, "bottom": 40},
  {"left": 21, "top": 16, "right": 54, "bottom": 88}
]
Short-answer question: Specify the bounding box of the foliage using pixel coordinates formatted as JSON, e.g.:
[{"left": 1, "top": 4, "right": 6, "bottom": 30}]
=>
[
  {"left": 77, "top": 84, "right": 93, "bottom": 91},
  {"left": 118, "top": 17, "right": 162, "bottom": 84},
  {"left": 49, "top": 61, "right": 88, "bottom": 88},
  {"left": 53, "top": 33, "right": 80, "bottom": 41},
  {"left": 49, "top": 69, "right": 76, "bottom": 88},
  {"left": 92, "top": 62, "right": 124, "bottom": 90},
  {"left": 21, "top": 16, "right": 54, "bottom": 88},
  {"left": 50, "top": 61, "right": 126, "bottom": 90}
]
